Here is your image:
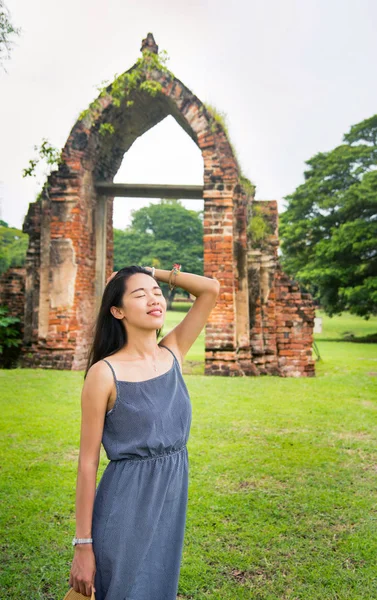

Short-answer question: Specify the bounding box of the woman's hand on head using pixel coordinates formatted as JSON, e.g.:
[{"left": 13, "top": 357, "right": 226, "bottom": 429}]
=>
[{"left": 106, "top": 271, "right": 118, "bottom": 285}]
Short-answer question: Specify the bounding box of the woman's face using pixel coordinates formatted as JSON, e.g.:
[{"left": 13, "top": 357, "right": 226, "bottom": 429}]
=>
[{"left": 117, "top": 273, "right": 166, "bottom": 330}]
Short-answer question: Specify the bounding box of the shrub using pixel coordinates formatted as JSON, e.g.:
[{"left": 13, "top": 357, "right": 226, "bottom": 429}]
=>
[{"left": 0, "top": 305, "right": 23, "bottom": 368}]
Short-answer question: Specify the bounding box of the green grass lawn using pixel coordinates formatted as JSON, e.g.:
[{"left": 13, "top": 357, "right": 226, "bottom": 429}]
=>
[{"left": 1, "top": 309, "right": 377, "bottom": 599}]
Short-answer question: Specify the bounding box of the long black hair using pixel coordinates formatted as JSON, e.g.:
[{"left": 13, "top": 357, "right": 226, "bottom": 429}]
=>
[{"left": 84, "top": 266, "right": 163, "bottom": 379}]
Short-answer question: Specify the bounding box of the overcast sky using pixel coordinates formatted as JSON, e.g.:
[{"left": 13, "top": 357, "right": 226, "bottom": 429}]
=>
[{"left": 1, "top": 0, "right": 376, "bottom": 231}]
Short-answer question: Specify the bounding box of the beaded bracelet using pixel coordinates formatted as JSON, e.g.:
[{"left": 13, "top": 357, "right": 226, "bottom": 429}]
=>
[{"left": 168, "top": 263, "right": 182, "bottom": 291}]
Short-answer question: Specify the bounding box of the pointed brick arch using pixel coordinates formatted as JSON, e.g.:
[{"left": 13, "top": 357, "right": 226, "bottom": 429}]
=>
[
  {"left": 18, "top": 34, "right": 315, "bottom": 377},
  {"left": 21, "top": 34, "right": 253, "bottom": 374}
]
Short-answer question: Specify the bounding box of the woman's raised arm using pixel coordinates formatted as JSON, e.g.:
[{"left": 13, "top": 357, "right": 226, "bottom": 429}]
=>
[{"left": 154, "top": 268, "right": 220, "bottom": 361}]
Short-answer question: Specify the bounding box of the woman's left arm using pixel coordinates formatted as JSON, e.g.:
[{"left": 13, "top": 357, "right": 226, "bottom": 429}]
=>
[{"left": 153, "top": 268, "right": 220, "bottom": 361}]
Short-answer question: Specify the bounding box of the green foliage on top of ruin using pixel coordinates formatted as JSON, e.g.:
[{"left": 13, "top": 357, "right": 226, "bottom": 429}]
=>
[
  {"left": 240, "top": 175, "right": 256, "bottom": 197},
  {"left": 78, "top": 49, "right": 174, "bottom": 134},
  {"left": 247, "top": 204, "right": 274, "bottom": 249},
  {"left": 204, "top": 103, "right": 229, "bottom": 135},
  {"left": 203, "top": 103, "right": 256, "bottom": 197}
]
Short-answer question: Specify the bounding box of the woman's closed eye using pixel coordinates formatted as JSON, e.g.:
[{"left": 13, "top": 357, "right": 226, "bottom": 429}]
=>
[{"left": 136, "top": 293, "right": 163, "bottom": 298}]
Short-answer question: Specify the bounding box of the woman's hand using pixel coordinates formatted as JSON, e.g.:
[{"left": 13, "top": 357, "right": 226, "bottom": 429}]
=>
[{"left": 69, "top": 546, "right": 96, "bottom": 596}]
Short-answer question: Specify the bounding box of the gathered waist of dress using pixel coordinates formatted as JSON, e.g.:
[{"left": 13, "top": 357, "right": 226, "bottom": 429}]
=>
[{"left": 110, "top": 444, "right": 187, "bottom": 463}]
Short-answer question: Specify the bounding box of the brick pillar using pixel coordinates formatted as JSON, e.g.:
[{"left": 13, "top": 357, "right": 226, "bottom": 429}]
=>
[
  {"left": 275, "top": 266, "right": 316, "bottom": 377},
  {"left": 248, "top": 200, "right": 280, "bottom": 374}
]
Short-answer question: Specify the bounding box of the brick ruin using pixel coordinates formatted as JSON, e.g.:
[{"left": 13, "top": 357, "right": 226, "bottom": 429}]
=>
[{"left": 0, "top": 34, "right": 315, "bottom": 376}]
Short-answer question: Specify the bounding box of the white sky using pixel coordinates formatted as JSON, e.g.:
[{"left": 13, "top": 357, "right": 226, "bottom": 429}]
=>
[{"left": 1, "top": 0, "right": 376, "bottom": 231}]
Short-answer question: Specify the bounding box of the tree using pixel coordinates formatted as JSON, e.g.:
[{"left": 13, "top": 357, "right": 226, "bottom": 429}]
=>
[
  {"left": 113, "top": 229, "right": 154, "bottom": 271},
  {"left": 114, "top": 200, "right": 203, "bottom": 308},
  {"left": 279, "top": 114, "right": 377, "bottom": 318},
  {"left": 130, "top": 199, "right": 203, "bottom": 245},
  {"left": 0, "top": 221, "right": 29, "bottom": 275},
  {"left": 0, "top": 1, "right": 21, "bottom": 70}
]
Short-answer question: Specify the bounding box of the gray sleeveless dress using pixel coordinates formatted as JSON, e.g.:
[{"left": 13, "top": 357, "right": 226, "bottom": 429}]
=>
[{"left": 91, "top": 345, "right": 192, "bottom": 600}]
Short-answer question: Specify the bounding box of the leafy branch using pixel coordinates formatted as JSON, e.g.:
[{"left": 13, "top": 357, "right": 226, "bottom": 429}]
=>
[
  {"left": 22, "top": 138, "right": 63, "bottom": 179},
  {"left": 0, "top": 0, "right": 21, "bottom": 71}
]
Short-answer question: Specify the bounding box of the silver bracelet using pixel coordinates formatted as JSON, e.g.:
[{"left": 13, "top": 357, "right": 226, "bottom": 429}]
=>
[
  {"left": 143, "top": 266, "right": 155, "bottom": 278},
  {"left": 72, "top": 537, "right": 93, "bottom": 546}
]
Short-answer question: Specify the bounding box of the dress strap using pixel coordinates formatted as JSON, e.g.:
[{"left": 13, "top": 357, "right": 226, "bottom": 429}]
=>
[
  {"left": 159, "top": 344, "right": 177, "bottom": 365},
  {"left": 102, "top": 359, "right": 118, "bottom": 384}
]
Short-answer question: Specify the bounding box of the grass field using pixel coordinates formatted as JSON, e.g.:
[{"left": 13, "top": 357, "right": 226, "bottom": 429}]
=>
[{"left": 0, "top": 308, "right": 377, "bottom": 599}]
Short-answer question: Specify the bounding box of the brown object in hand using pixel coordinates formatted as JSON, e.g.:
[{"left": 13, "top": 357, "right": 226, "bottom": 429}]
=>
[{"left": 63, "top": 588, "right": 95, "bottom": 600}]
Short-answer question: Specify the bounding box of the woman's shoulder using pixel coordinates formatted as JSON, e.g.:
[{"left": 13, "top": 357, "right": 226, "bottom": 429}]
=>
[{"left": 86, "top": 358, "right": 115, "bottom": 382}]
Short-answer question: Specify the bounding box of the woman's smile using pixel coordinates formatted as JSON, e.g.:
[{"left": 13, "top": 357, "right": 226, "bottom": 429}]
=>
[{"left": 147, "top": 309, "right": 163, "bottom": 317}]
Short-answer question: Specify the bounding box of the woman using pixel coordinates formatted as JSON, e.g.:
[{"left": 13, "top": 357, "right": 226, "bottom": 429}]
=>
[{"left": 69, "top": 264, "right": 220, "bottom": 599}]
